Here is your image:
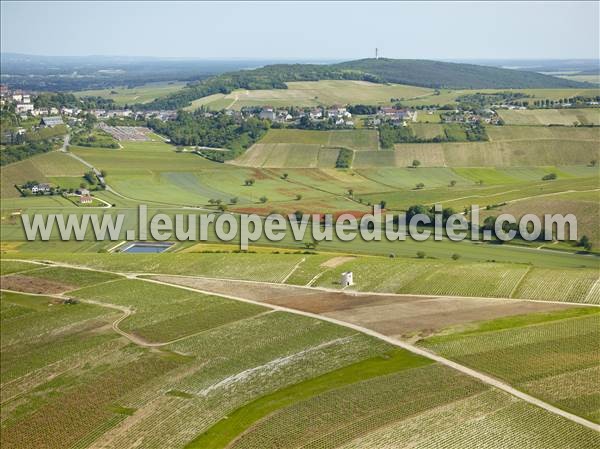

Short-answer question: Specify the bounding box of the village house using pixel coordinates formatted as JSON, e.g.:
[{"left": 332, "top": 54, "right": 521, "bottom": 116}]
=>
[
  {"left": 327, "top": 105, "right": 351, "bottom": 119},
  {"left": 259, "top": 107, "right": 277, "bottom": 120},
  {"left": 16, "top": 103, "right": 34, "bottom": 114},
  {"left": 379, "top": 107, "right": 412, "bottom": 122},
  {"left": 309, "top": 108, "right": 323, "bottom": 119},
  {"left": 79, "top": 194, "right": 93, "bottom": 204},
  {"left": 31, "top": 183, "right": 51, "bottom": 194}
]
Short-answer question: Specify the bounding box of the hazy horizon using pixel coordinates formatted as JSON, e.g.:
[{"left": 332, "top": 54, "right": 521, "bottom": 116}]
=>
[{"left": 1, "top": 1, "right": 598, "bottom": 60}]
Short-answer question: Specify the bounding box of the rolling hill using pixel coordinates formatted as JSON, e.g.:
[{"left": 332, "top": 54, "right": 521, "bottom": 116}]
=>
[
  {"left": 336, "top": 58, "right": 587, "bottom": 89},
  {"left": 144, "top": 58, "right": 589, "bottom": 110}
]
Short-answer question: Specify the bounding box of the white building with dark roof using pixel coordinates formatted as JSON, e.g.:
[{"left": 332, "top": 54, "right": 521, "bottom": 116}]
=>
[{"left": 40, "top": 116, "right": 64, "bottom": 128}]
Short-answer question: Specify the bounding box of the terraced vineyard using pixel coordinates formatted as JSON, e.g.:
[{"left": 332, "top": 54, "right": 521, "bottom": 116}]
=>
[
  {"left": 310, "top": 256, "right": 599, "bottom": 302},
  {"left": 226, "top": 365, "right": 600, "bottom": 449},
  {"left": 339, "top": 390, "right": 600, "bottom": 449},
  {"left": 421, "top": 310, "right": 600, "bottom": 422},
  {"left": 2, "top": 258, "right": 599, "bottom": 448}
]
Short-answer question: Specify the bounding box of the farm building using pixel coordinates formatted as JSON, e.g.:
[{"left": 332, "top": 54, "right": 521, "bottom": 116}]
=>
[
  {"left": 31, "top": 183, "right": 50, "bottom": 194},
  {"left": 259, "top": 108, "right": 277, "bottom": 120},
  {"left": 341, "top": 271, "right": 354, "bottom": 287},
  {"left": 79, "top": 195, "right": 93, "bottom": 204},
  {"left": 40, "top": 116, "right": 64, "bottom": 128}
]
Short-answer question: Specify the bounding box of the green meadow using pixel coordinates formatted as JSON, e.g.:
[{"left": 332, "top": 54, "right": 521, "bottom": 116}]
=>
[{"left": 75, "top": 81, "right": 187, "bottom": 105}]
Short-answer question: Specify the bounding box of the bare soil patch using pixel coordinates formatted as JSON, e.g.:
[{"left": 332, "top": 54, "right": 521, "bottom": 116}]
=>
[
  {"left": 151, "top": 275, "right": 573, "bottom": 339},
  {"left": 324, "top": 297, "right": 570, "bottom": 339},
  {"left": 150, "top": 275, "right": 424, "bottom": 313},
  {"left": 320, "top": 256, "right": 356, "bottom": 268},
  {"left": 1, "top": 274, "right": 74, "bottom": 294}
]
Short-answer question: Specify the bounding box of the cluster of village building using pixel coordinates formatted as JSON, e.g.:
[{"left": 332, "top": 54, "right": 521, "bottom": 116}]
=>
[
  {"left": 250, "top": 104, "right": 417, "bottom": 127},
  {"left": 22, "top": 182, "right": 96, "bottom": 204},
  {"left": 440, "top": 109, "right": 502, "bottom": 125}
]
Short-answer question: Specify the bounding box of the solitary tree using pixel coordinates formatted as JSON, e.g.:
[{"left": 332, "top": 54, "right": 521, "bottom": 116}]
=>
[
  {"left": 449, "top": 180, "right": 457, "bottom": 187},
  {"left": 295, "top": 194, "right": 303, "bottom": 201},
  {"left": 412, "top": 159, "right": 421, "bottom": 168},
  {"left": 415, "top": 182, "right": 425, "bottom": 190},
  {"left": 259, "top": 196, "right": 268, "bottom": 203},
  {"left": 281, "top": 173, "right": 289, "bottom": 180},
  {"left": 416, "top": 251, "right": 426, "bottom": 259},
  {"left": 578, "top": 235, "right": 592, "bottom": 251},
  {"left": 244, "top": 179, "right": 255, "bottom": 186}
]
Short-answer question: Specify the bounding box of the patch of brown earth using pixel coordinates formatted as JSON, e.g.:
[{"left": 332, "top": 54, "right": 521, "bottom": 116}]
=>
[
  {"left": 150, "top": 275, "right": 575, "bottom": 340},
  {"left": 1, "top": 275, "right": 74, "bottom": 294},
  {"left": 323, "top": 297, "right": 571, "bottom": 339},
  {"left": 320, "top": 256, "right": 356, "bottom": 268},
  {"left": 150, "top": 275, "right": 429, "bottom": 314}
]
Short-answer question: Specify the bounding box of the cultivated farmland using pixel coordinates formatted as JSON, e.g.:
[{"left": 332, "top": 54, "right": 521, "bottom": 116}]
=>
[
  {"left": 497, "top": 108, "right": 600, "bottom": 126},
  {"left": 75, "top": 81, "right": 187, "bottom": 105},
  {"left": 421, "top": 310, "right": 600, "bottom": 422},
  {"left": 353, "top": 138, "right": 599, "bottom": 168},
  {"left": 189, "top": 80, "right": 434, "bottom": 110}
]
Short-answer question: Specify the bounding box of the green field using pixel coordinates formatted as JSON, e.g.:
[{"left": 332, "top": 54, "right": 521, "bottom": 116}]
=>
[
  {"left": 411, "top": 122, "right": 445, "bottom": 139},
  {"left": 559, "top": 74, "right": 600, "bottom": 85},
  {"left": 184, "top": 82, "right": 599, "bottom": 110},
  {"left": 354, "top": 138, "right": 599, "bottom": 168},
  {"left": 1, "top": 268, "right": 402, "bottom": 448},
  {"left": 2, "top": 256, "right": 600, "bottom": 448},
  {"left": 231, "top": 125, "right": 599, "bottom": 170},
  {"left": 233, "top": 129, "right": 379, "bottom": 168},
  {"left": 399, "top": 88, "right": 600, "bottom": 108},
  {"left": 311, "top": 256, "right": 600, "bottom": 303},
  {"left": 3, "top": 57, "right": 600, "bottom": 449},
  {"left": 222, "top": 365, "right": 599, "bottom": 449},
  {"left": 187, "top": 80, "right": 433, "bottom": 110},
  {"left": 421, "top": 309, "right": 600, "bottom": 422},
  {"left": 1, "top": 151, "right": 88, "bottom": 198},
  {"left": 497, "top": 108, "right": 600, "bottom": 126},
  {"left": 7, "top": 252, "right": 598, "bottom": 301},
  {"left": 258, "top": 128, "right": 379, "bottom": 150},
  {"left": 75, "top": 81, "right": 187, "bottom": 105}
]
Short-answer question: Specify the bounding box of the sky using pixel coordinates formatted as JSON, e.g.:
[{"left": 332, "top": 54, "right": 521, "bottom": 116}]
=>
[{"left": 1, "top": 1, "right": 599, "bottom": 60}]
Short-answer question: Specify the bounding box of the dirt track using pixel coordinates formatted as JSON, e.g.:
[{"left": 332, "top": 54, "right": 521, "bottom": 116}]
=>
[{"left": 142, "top": 274, "right": 600, "bottom": 433}]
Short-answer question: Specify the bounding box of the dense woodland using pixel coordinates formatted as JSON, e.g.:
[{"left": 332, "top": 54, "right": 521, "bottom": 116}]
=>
[
  {"left": 34, "top": 92, "right": 118, "bottom": 110},
  {"left": 147, "top": 110, "right": 270, "bottom": 160}
]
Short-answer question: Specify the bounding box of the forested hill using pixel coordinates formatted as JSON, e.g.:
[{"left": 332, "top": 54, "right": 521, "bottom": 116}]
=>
[
  {"left": 336, "top": 58, "right": 585, "bottom": 89},
  {"left": 142, "top": 58, "right": 588, "bottom": 110}
]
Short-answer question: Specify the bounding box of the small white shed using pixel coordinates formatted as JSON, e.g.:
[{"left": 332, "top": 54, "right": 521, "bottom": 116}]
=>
[{"left": 341, "top": 271, "right": 354, "bottom": 287}]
